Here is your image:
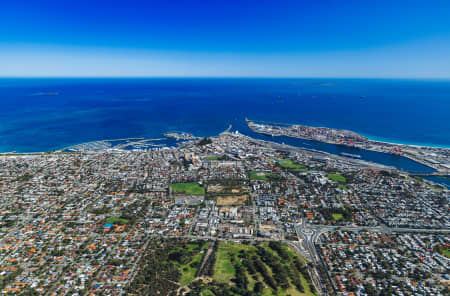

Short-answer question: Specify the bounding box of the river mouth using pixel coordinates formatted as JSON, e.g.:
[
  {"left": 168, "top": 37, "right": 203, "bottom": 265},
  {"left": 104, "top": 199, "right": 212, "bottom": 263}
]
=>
[
  {"left": 422, "top": 176, "right": 450, "bottom": 189},
  {"left": 238, "top": 124, "right": 436, "bottom": 175},
  {"left": 244, "top": 129, "right": 450, "bottom": 189}
]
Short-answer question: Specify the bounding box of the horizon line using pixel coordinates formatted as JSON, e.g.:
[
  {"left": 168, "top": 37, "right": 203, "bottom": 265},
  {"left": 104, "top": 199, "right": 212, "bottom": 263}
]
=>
[{"left": 1, "top": 76, "right": 450, "bottom": 81}]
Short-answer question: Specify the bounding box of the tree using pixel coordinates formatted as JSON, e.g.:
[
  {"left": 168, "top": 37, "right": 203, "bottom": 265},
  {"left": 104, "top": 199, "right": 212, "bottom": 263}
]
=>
[
  {"left": 254, "top": 282, "right": 264, "bottom": 293},
  {"left": 197, "top": 137, "right": 212, "bottom": 146}
]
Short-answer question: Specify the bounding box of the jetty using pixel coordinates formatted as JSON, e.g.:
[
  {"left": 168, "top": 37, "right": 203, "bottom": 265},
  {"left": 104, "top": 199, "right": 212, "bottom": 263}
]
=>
[{"left": 220, "top": 124, "right": 232, "bottom": 135}]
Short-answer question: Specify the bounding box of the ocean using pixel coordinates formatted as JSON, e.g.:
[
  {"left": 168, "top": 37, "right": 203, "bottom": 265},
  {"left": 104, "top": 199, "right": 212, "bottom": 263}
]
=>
[{"left": 0, "top": 78, "right": 449, "bottom": 176}]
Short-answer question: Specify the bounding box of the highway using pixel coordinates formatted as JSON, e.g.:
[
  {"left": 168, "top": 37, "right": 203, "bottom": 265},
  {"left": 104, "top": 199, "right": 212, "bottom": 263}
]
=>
[
  {"left": 310, "top": 224, "right": 450, "bottom": 234},
  {"left": 294, "top": 220, "right": 450, "bottom": 296},
  {"left": 295, "top": 220, "right": 334, "bottom": 295}
]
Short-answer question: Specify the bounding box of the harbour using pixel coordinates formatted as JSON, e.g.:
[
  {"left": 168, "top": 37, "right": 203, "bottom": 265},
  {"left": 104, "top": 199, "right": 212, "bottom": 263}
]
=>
[{"left": 245, "top": 118, "right": 448, "bottom": 175}]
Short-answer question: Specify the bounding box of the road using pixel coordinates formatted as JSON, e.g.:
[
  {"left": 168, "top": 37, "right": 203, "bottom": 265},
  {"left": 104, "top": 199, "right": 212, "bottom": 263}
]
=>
[
  {"left": 310, "top": 224, "right": 450, "bottom": 234},
  {"left": 295, "top": 220, "right": 333, "bottom": 295},
  {"left": 294, "top": 220, "right": 450, "bottom": 295}
]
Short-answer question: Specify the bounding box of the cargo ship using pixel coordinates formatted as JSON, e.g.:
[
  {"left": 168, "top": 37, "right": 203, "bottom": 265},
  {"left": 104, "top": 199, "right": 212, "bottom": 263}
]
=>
[{"left": 340, "top": 152, "right": 361, "bottom": 159}]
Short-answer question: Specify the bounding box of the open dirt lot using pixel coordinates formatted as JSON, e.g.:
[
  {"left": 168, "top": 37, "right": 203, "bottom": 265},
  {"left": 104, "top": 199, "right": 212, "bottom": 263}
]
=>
[{"left": 216, "top": 195, "right": 248, "bottom": 206}]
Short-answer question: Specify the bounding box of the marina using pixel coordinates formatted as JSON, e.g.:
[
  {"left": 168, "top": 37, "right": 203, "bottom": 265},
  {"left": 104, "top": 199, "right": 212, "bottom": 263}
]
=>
[
  {"left": 164, "top": 132, "right": 198, "bottom": 140},
  {"left": 60, "top": 137, "right": 175, "bottom": 152}
]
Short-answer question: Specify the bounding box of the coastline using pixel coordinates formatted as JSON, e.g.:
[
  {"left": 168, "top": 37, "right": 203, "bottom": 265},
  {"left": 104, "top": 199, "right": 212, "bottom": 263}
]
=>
[
  {"left": 2, "top": 130, "right": 450, "bottom": 153},
  {"left": 1, "top": 117, "right": 449, "bottom": 176},
  {"left": 359, "top": 133, "right": 450, "bottom": 149},
  {"left": 1, "top": 130, "right": 448, "bottom": 189}
]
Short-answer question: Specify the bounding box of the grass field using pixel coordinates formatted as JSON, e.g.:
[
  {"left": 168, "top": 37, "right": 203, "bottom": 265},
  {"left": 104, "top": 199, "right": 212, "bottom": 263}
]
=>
[
  {"left": 328, "top": 173, "right": 347, "bottom": 183},
  {"left": 171, "top": 182, "right": 205, "bottom": 195},
  {"left": 211, "top": 241, "right": 315, "bottom": 296},
  {"left": 180, "top": 250, "right": 204, "bottom": 285},
  {"left": 205, "top": 156, "right": 221, "bottom": 160},
  {"left": 332, "top": 213, "right": 344, "bottom": 221},
  {"left": 176, "top": 242, "right": 209, "bottom": 285},
  {"left": 442, "top": 248, "right": 450, "bottom": 258},
  {"left": 213, "top": 241, "right": 259, "bottom": 283},
  {"left": 213, "top": 244, "right": 237, "bottom": 283},
  {"left": 250, "top": 171, "right": 272, "bottom": 181},
  {"left": 338, "top": 184, "right": 348, "bottom": 190},
  {"left": 106, "top": 216, "right": 128, "bottom": 225},
  {"left": 277, "top": 159, "right": 307, "bottom": 171},
  {"left": 201, "top": 290, "right": 215, "bottom": 296}
]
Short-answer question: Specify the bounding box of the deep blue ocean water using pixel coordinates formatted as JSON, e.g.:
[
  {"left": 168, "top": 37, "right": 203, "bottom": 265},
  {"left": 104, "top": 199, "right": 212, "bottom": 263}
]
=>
[{"left": 0, "top": 78, "right": 449, "bottom": 175}]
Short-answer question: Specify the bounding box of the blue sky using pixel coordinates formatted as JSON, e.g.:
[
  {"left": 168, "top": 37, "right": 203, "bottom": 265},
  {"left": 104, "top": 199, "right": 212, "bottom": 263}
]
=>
[{"left": 1, "top": 0, "right": 450, "bottom": 78}]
